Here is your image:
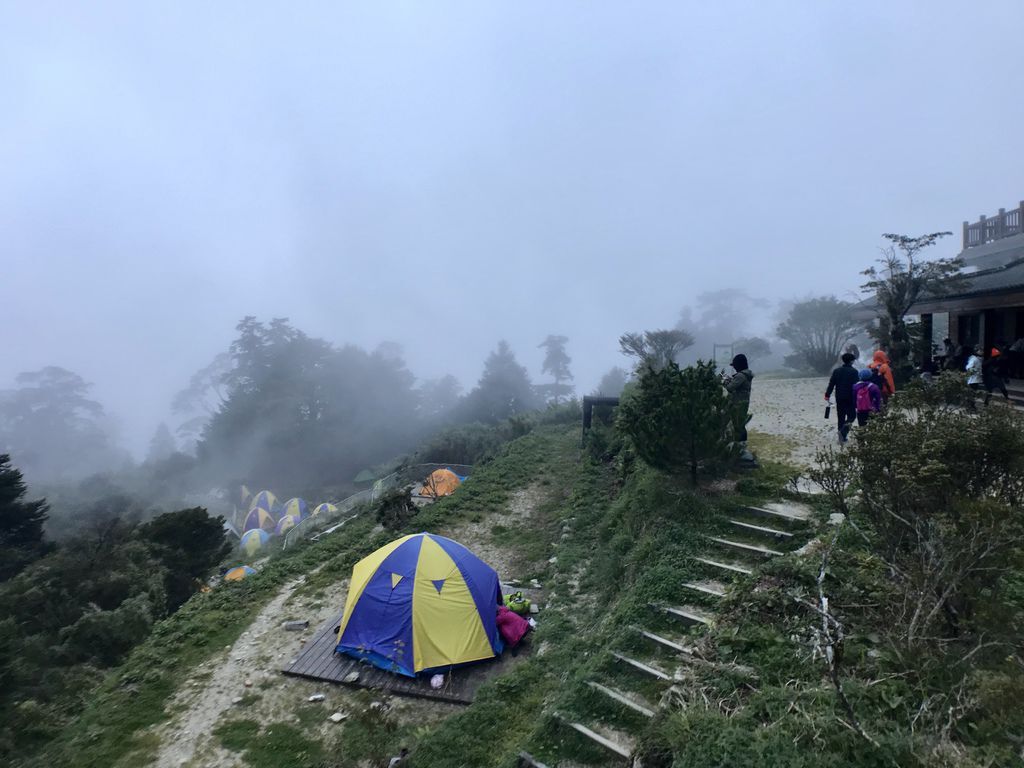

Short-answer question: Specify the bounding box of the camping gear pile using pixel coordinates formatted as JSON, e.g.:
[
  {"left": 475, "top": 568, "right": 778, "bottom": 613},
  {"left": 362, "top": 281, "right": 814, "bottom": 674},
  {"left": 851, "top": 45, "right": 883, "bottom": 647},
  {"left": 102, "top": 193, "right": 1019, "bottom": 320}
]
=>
[
  {"left": 333, "top": 532, "right": 534, "bottom": 678},
  {"left": 236, "top": 486, "right": 335, "bottom": 554}
]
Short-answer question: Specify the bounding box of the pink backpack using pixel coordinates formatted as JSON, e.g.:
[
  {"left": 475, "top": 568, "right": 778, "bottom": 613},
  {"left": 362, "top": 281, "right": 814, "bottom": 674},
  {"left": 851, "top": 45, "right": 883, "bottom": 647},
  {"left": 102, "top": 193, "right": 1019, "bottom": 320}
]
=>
[{"left": 855, "top": 383, "right": 873, "bottom": 412}]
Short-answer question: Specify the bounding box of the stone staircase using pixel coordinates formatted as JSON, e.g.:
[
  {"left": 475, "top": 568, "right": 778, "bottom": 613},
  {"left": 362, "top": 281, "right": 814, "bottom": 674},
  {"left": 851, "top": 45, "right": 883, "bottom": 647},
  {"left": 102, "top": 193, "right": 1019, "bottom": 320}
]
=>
[{"left": 554, "top": 501, "right": 814, "bottom": 765}]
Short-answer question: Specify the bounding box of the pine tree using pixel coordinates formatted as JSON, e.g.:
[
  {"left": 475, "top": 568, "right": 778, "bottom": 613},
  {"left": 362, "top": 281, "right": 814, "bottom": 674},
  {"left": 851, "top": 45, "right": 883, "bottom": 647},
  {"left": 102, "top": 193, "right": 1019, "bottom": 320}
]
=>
[
  {"left": 538, "top": 335, "right": 574, "bottom": 405},
  {"left": 461, "top": 341, "right": 539, "bottom": 423},
  {"left": 146, "top": 423, "right": 177, "bottom": 463},
  {"left": 0, "top": 454, "right": 51, "bottom": 580},
  {"left": 618, "top": 361, "right": 739, "bottom": 485}
]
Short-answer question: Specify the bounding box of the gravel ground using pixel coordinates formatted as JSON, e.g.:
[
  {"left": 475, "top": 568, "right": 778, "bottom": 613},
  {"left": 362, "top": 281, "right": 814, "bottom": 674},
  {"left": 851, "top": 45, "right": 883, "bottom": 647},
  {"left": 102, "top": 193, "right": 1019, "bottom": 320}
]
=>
[{"left": 748, "top": 375, "right": 837, "bottom": 468}]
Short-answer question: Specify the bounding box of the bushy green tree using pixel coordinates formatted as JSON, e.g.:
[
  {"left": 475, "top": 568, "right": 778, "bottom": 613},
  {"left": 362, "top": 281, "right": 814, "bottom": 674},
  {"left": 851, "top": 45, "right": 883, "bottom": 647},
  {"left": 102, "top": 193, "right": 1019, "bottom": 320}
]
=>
[
  {"left": 537, "top": 335, "right": 574, "bottom": 405},
  {"left": 416, "top": 375, "right": 462, "bottom": 423},
  {"left": 861, "top": 232, "right": 963, "bottom": 374},
  {"left": 731, "top": 336, "right": 771, "bottom": 364},
  {"left": 198, "top": 317, "right": 421, "bottom": 490},
  {"left": 458, "top": 341, "right": 539, "bottom": 423},
  {"left": 776, "top": 296, "right": 861, "bottom": 374},
  {"left": 619, "top": 329, "right": 695, "bottom": 372},
  {"left": 618, "top": 361, "right": 739, "bottom": 485},
  {"left": 593, "top": 366, "right": 630, "bottom": 397},
  {"left": 0, "top": 367, "right": 124, "bottom": 482},
  {"left": 0, "top": 454, "right": 50, "bottom": 580},
  {"left": 145, "top": 423, "right": 177, "bottom": 463},
  {"left": 138, "top": 507, "right": 229, "bottom": 612}
]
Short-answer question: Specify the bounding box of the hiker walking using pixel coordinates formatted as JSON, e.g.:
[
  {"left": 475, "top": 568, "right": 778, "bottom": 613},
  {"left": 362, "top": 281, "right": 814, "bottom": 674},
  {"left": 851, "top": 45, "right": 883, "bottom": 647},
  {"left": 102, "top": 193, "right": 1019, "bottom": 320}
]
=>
[
  {"left": 723, "top": 353, "right": 754, "bottom": 443},
  {"left": 871, "top": 350, "right": 895, "bottom": 403},
  {"left": 982, "top": 348, "right": 1010, "bottom": 405},
  {"left": 942, "top": 337, "right": 956, "bottom": 370},
  {"left": 825, "top": 352, "right": 859, "bottom": 443},
  {"left": 852, "top": 369, "right": 882, "bottom": 426}
]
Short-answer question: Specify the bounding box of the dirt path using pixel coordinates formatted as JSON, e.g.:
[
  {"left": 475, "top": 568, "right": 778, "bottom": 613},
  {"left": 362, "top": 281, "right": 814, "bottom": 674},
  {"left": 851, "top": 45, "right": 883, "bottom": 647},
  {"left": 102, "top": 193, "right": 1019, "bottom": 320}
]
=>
[
  {"left": 748, "top": 376, "right": 835, "bottom": 467},
  {"left": 151, "top": 574, "right": 345, "bottom": 768},
  {"left": 444, "top": 486, "right": 544, "bottom": 580},
  {"left": 152, "top": 577, "right": 304, "bottom": 768}
]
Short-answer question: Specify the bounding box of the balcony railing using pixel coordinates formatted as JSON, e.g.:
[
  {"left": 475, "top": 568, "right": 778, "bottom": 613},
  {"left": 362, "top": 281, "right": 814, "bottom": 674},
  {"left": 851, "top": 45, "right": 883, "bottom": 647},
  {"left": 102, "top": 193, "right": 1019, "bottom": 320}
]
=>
[{"left": 963, "top": 202, "right": 1024, "bottom": 248}]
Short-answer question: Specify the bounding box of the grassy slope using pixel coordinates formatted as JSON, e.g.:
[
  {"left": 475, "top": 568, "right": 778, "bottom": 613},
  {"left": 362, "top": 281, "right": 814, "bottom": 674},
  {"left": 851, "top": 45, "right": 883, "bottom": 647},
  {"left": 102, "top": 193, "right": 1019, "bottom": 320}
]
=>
[
  {"left": 26, "top": 424, "right": 581, "bottom": 768},
  {"left": 34, "top": 420, "right": 1013, "bottom": 767}
]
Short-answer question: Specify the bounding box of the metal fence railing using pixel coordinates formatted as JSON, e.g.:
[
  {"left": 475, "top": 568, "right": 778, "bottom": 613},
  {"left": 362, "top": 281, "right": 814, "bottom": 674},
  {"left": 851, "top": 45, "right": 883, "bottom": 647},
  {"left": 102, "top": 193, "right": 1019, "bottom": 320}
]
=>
[{"left": 280, "top": 463, "right": 473, "bottom": 549}]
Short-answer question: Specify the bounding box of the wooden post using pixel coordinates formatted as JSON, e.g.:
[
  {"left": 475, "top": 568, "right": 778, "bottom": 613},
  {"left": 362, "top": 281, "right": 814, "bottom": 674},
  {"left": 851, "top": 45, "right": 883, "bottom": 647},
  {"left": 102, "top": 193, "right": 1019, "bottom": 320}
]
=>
[
  {"left": 997, "top": 208, "right": 1006, "bottom": 240},
  {"left": 979, "top": 214, "right": 988, "bottom": 244},
  {"left": 962, "top": 220, "right": 969, "bottom": 249}
]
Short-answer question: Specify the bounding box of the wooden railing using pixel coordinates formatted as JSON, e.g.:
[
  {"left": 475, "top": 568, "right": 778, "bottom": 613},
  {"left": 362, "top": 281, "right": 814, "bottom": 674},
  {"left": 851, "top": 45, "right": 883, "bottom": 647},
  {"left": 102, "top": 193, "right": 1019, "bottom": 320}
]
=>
[{"left": 963, "top": 202, "right": 1024, "bottom": 248}]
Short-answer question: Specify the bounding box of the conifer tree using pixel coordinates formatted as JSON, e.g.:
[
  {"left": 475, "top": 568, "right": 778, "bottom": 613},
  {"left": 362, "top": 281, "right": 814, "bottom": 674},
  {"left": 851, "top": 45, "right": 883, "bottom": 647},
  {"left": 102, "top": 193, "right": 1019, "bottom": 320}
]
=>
[
  {"left": 618, "top": 361, "right": 738, "bottom": 485},
  {"left": 0, "top": 454, "right": 50, "bottom": 581},
  {"left": 538, "top": 334, "right": 574, "bottom": 405}
]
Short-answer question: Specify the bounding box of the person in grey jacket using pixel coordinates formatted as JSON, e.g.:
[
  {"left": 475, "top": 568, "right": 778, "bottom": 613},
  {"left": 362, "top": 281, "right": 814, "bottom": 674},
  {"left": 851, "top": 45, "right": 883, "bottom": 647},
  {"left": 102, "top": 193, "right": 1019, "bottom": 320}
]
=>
[{"left": 724, "top": 353, "right": 754, "bottom": 442}]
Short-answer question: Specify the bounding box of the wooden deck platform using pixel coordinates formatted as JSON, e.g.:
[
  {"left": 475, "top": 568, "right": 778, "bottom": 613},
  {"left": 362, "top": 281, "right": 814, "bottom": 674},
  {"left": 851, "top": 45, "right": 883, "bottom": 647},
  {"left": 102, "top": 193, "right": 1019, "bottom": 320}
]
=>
[{"left": 282, "top": 615, "right": 525, "bottom": 704}]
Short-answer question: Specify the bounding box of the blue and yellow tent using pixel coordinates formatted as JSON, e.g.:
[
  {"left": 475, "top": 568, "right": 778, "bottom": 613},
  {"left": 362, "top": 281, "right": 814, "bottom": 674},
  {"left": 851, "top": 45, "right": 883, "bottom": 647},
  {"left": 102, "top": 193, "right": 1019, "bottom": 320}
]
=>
[
  {"left": 312, "top": 502, "right": 337, "bottom": 517},
  {"left": 244, "top": 507, "right": 276, "bottom": 533},
  {"left": 250, "top": 490, "right": 278, "bottom": 515},
  {"left": 335, "top": 533, "right": 504, "bottom": 677},
  {"left": 239, "top": 529, "right": 270, "bottom": 555},
  {"left": 281, "top": 498, "right": 309, "bottom": 521},
  {"left": 225, "top": 565, "right": 257, "bottom": 582},
  {"left": 275, "top": 514, "right": 299, "bottom": 536}
]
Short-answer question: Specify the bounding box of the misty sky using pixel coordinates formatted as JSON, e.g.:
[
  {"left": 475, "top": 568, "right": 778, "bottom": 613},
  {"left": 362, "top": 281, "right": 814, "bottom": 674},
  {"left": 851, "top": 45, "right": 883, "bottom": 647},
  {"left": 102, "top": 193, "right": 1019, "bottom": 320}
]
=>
[{"left": 3, "top": 2, "right": 1023, "bottom": 454}]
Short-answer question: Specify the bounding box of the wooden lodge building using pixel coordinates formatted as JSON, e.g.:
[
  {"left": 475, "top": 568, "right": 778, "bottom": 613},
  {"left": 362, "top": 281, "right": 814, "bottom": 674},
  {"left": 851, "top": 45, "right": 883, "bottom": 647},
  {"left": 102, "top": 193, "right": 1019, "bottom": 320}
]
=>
[{"left": 910, "top": 201, "right": 1024, "bottom": 355}]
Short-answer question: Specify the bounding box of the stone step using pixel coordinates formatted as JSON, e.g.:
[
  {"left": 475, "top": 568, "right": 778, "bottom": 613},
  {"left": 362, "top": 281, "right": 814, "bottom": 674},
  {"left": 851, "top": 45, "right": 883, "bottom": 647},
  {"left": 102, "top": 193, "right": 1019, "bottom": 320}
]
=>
[
  {"left": 517, "top": 752, "right": 550, "bottom": 768},
  {"left": 611, "top": 651, "right": 673, "bottom": 681},
  {"left": 682, "top": 580, "right": 727, "bottom": 598},
  {"left": 728, "top": 519, "right": 794, "bottom": 539},
  {"left": 560, "top": 718, "right": 634, "bottom": 760},
  {"left": 740, "top": 502, "right": 813, "bottom": 523},
  {"left": 586, "top": 681, "right": 656, "bottom": 718},
  {"left": 707, "top": 536, "right": 783, "bottom": 558},
  {"left": 692, "top": 556, "right": 753, "bottom": 576},
  {"left": 659, "top": 604, "right": 714, "bottom": 626},
  {"left": 636, "top": 628, "right": 693, "bottom": 655}
]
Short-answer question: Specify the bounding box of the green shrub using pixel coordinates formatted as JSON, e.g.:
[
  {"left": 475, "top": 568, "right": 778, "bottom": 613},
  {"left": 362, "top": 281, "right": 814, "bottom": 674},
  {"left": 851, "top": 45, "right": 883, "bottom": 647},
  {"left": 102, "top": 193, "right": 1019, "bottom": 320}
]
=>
[{"left": 618, "top": 361, "right": 739, "bottom": 485}]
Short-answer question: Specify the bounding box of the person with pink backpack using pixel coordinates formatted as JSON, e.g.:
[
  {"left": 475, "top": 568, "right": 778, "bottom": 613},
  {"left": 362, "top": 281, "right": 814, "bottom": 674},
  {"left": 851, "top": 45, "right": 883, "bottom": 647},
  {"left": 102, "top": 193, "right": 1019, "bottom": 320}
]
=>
[{"left": 852, "top": 368, "right": 882, "bottom": 426}]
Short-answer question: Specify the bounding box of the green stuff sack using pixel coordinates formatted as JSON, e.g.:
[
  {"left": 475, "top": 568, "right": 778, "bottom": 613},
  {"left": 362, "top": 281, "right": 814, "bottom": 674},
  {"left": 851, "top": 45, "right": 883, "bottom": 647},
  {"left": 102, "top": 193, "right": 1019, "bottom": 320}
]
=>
[{"left": 504, "top": 591, "right": 530, "bottom": 615}]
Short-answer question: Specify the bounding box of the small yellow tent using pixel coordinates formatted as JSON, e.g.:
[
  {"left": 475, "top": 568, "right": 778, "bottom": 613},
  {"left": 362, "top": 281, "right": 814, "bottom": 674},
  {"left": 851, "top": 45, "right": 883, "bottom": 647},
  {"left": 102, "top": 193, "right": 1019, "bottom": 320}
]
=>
[{"left": 419, "top": 468, "right": 461, "bottom": 499}]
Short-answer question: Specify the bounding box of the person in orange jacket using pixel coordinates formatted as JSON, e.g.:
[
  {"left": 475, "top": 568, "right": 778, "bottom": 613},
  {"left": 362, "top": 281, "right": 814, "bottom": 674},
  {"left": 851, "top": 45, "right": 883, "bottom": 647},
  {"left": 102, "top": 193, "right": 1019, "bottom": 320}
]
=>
[{"left": 871, "top": 350, "right": 895, "bottom": 402}]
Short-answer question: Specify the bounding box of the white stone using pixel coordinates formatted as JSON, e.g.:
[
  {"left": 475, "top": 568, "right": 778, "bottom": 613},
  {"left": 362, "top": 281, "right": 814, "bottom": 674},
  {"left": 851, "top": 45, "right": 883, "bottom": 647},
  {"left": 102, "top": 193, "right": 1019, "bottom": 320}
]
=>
[
  {"left": 343, "top": 671, "right": 359, "bottom": 683},
  {"left": 827, "top": 513, "right": 845, "bottom": 526},
  {"left": 308, "top": 693, "right": 325, "bottom": 702},
  {"left": 328, "top": 712, "right": 347, "bottom": 723}
]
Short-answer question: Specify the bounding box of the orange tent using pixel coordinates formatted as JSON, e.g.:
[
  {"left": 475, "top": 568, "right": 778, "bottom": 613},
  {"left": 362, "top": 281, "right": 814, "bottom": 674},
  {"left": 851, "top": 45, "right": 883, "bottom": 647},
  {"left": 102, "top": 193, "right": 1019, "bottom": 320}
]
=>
[{"left": 419, "top": 468, "right": 462, "bottom": 499}]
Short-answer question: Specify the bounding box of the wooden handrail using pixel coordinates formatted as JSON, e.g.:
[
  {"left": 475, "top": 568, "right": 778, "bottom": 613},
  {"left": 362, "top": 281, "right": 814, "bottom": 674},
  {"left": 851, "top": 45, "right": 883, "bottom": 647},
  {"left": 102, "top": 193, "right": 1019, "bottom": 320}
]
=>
[{"left": 963, "top": 201, "right": 1024, "bottom": 248}]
